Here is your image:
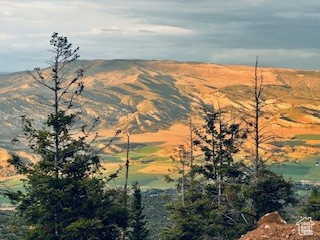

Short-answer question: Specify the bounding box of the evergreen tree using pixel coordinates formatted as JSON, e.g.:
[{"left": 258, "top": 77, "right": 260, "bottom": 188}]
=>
[
  {"left": 301, "top": 187, "right": 320, "bottom": 220},
  {"left": 0, "top": 211, "right": 26, "bottom": 240},
  {"left": 163, "top": 105, "right": 252, "bottom": 240},
  {"left": 243, "top": 168, "right": 296, "bottom": 221},
  {"left": 194, "top": 104, "right": 247, "bottom": 205},
  {"left": 129, "top": 182, "right": 149, "bottom": 240},
  {"left": 161, "top": 179, "right": 223, "bottom": 240},
  {"left": 6, "top": 33, "right": 127, "bottom": 240}
]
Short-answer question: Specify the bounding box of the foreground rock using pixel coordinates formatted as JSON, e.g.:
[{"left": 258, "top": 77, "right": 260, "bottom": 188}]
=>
[
  {"left": 239, "top": 212, "right": 320, "bottom": 240},
  {"left": 257, "top": 212, "right": 287, "bottom": 226}
]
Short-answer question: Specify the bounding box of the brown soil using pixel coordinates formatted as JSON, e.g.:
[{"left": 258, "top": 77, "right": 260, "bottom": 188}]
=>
[{"left": 239, "top": 213, "right": 320, "bottom": 240}]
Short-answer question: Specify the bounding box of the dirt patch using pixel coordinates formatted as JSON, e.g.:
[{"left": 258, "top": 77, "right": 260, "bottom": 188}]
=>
[{"left": 239, "top": 213, "right": 320, "bottom": 240}]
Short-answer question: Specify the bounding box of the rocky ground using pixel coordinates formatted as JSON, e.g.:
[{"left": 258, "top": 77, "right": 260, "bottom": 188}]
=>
[{"left": 239, "top": 212, "right": 320, "bottom": 240}]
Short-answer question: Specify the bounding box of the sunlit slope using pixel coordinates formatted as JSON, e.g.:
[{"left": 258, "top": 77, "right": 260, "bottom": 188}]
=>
[{"left": 0, "top": 59, "right": 319, "bottom": 182}]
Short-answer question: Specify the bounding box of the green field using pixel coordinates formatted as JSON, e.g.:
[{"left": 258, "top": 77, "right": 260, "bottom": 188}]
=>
[
  {"left": 272, "top": 134, "right": 320, "bottom": 148},
  {"left": 293, "top": 134, "right": 320, "bottom": 140},
  {"left": 270, "top": 134, "right": 320, "bottom": 183},
  {"left": 102, "top": 144, "right": 175, "bottom": 188},
  {"left": 0, "top": 144, "right": 175, "bottom": 206},
  {"left": 270, "top": 156, "right": 320, "bottom": 182},
  {"left": 1, "top": 134, "right": 319, "bottom": 206},
  {"left": 102, "top": 145, "right": 163, "bottom": 163},
  {"left": 0, "top": 177, "right": 25, "bottom": 206}
]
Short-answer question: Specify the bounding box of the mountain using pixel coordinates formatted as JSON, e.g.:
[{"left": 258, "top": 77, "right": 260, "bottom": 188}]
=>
[{"left": 0, "top": 59, "right": 319, "bottom": 181}]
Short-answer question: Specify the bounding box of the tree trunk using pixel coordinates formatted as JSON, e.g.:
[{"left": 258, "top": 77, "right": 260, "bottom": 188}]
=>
[
  {"left": 254, "top": 57, "right": 260, "bottom": 177},
  {"left": 182, "top": 162, "right": 185, "bottom": 207},
  {"left": 124, "top": 132, "right": 130, "bottom": 206},
  {"left": 218, "top": 110, "right": 223, "bottom": 207},
  {"left": 189, "top": 117, "right": 194, "bottom": 167},
  {"left": 53, "top": 55, "right": 60, "bottom": 239}
]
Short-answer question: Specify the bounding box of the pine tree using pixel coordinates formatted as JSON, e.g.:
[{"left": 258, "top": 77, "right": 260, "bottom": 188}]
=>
[
  {"left": 243, "top": 168, "right": 297, "bottom": 221},
  {"left": 129, "top": 182, "right": 149, "bottom": 240},
  {"left": 161, "top": 177, "right": 227, "bottom": 240},
  {"left": 163, "top": 104, "right": 251, "bottom": 240},
  {"left": 302, "top": 188, "right": 320, "bottom": 220},
  {"left": 5, "top": 33, "right": 127, "bottom": 240},
  {"left": 194, "top": 104, "right": 247, "bottom": 201}
]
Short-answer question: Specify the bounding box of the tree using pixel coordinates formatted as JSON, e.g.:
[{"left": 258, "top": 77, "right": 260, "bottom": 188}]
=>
[
  {"left": 194, "top": 104, "right": 250, "bottom": 237},
  {"left": 5, "top": 33, "right": 127, "bottom": 239},
  {"left": 243, "top": 169, "right": 297, "bottom": 221},
  {"left": 161, "top": 181, "right": 213, "bottom": 240},
  {"left": 302, "top": 188, "right": 320, "bottom": 220},
  {"left": 187, "top": 115, "right": 195, "bottom": 168},
  {"left": 0, "top": 211, "right": 26, "bottom": 240},
  {"left": 165, "top": 113, "right": 198, "bottom": 206},
  {"left": 163, "top": 104, "right": 251, "bottom": 240},
  {"left": 166, "top": 145, "right": 189, "bottom": 206},
  {"left": 128, "top": 182, "right": 149, "bottom": 240},
  {"left": 240, "top": 58, "right": 297, "bottom": 223},
  {"left": 253, "top": 57, "right": 264, "bottom": 175},
  {"left": 194, "top": 104, "right": 247, "bottom": 198},
  {"left": 123, "top": 123, "right": 135, "bottom": 207},
  {"left": 244, "top": 57, "right": 277, "bottom": 177}
]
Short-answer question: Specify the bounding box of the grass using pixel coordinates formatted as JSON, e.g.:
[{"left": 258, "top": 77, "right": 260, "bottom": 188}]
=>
[
  {"left": 272, "top": 140, "right": 306, "bottom": 147},
  {"left": 272, "top": 134, "right": 320, "bottom": 147},
  {"left": 0, "top": 177, "right": 25, "bottom": 206},
  {"left": 144, "top": 175, "right": 175, "bottom": 188},
  {"left": 0, "top": 144, "right": 173, "bottom": 207},
  {"left": 270, "top": 156, "right": 320, "bottom": 182},
  {"left": 102, "top": 156, "right": 122, "bottom": 163},
  {"left": 293, "top": 134, "right": 320, "bottom": 140},
  {"left": 117, "top": 146, "right": 161, "bottom": 159},
  {"left": 1, "top": 135, "right": 319, "bottom": 207},
  {"left": 101, "top": 144, "right": 173, "bottom": 188},
  {"left": 104, "top": 165, "right": 165, "bottom": 187},
  {"left": 102, "top": 145, "right": 163, "bottom": 164},
  {"left": 270, "top": 134, "right": 320, "bottom": 183}
]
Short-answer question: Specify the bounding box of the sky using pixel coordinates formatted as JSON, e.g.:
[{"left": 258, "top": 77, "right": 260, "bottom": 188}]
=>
[{"left": 1, "top": 0, "right": 320, "bottom": 72}]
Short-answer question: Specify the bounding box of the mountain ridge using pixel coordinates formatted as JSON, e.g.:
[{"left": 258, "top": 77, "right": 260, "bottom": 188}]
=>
[
  {"left": 1, "top": 59, "right": 320, "bottom": 137},
  {"left": 0, "top": 59, "right": 319, "bottom": 178}
]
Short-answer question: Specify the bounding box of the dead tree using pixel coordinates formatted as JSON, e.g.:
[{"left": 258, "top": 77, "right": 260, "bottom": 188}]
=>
[
  {"left": 253, "top": 57, "right": 263, "bottom": 175},
  {"left": 168, "top": 145, "right": 188, "bottom": 206},
  {"left": 188, "top": 116, "right": 195, "bottom": 167},
  {"left": 181, "top": 114, "right": 196, "bottom": 167},
  {"left": 122, "top": 121, "right": 137, "bottom": 207},
  {"left": 124, "top": 126, "right": 133, "bottom": 193},
  {"left": 242, "top": 57, "right": 278, "bottom": 177}
]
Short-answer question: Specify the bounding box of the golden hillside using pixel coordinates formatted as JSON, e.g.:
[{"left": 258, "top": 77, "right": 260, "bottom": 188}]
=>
[{"left": 0, "top": 60, "right": 319, "bottom": 175}]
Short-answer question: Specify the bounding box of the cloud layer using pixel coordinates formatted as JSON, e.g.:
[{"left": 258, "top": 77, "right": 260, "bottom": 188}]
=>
[{"left": 0, "top": 0, "right": 319, "bottom": 71}]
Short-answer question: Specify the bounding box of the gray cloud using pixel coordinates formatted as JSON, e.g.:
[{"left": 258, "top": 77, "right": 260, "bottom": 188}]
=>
[{"left": 0, "top": 0, "right": 320, "bottom": 71}]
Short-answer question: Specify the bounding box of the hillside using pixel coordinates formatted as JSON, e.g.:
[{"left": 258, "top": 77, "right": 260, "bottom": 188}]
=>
[{"left": 0, "top": 59, "right": 319, "bottom": 186}]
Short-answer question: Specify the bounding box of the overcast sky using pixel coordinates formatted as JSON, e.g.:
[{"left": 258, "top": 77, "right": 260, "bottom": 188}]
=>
[{"left": 1, "top": 0, "right": 320, "bottom": 72}]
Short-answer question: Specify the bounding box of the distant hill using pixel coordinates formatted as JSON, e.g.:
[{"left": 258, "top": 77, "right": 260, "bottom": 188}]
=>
[{"left": 0, "top": 59, "right": 319, "bottom": 179}]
